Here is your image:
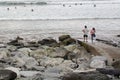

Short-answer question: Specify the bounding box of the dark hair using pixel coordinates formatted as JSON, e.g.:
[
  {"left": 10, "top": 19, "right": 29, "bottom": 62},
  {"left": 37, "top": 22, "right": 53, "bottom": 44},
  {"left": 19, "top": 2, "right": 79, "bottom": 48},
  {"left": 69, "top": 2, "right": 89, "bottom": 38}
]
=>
[
  {"left": 93, "top": 27, "right": 95, "bottom": 30},
  {"left": 85, "top": 25, "right": 87, "bottom": 28},
  {"left": 92, "top": 27, "right": 96, "bottom": 32}
]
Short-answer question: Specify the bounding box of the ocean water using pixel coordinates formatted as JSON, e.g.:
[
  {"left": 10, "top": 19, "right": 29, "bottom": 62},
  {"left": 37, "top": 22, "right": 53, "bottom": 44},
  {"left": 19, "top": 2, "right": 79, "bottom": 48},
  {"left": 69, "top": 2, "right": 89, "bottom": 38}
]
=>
[
  {"left": 0, "top": 1, "right": 120, "bottom": 19},
  {"left": 0, "top": 0, "right": 120, "bottom": 43}
]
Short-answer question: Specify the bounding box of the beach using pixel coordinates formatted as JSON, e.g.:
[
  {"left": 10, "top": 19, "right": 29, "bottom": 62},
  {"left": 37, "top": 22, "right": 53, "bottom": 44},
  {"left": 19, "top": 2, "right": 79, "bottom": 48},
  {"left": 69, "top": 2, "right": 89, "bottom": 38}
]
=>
[
  {"left": 0, "top": 0, "right": 120, "bottom": 80},
  {"left": 0, "top": 0, "right": 120, "bottom": 43},
  {"left": 0, "top": 19, "right": 120, "bottom": 44}
]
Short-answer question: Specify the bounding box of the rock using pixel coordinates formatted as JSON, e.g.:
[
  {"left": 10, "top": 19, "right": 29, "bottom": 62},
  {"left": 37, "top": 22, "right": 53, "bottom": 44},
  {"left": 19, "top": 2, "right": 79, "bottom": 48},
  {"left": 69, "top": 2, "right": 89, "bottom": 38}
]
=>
[
  {"left": 59, "top": 35, "right": 71, "bottom": 42},
  {"left": 24, "top": 40, "right": 39, "bottom": 48},
  {"left": 23, "top": 57, "right": 39, "bottom": 69},
  {"left": 96, "top": 68, "right": 120, "bottom": 78},
  {"left": 7, "top": 45, "right": 17, "bottom": 52},
  {"left": 91, "top": 56, "right": 107, "bottom": 62},
  {"left": 45, "top": 66, "right": 63, "bottom": 73},
  {"left": 0, "top": 69, "right": 17, "bottom": 80},
  {"left": 64, "top": 44, "right": 77, "bottom": 52},
  {"left": 5, "top": 67, "right": 20, "bottom": 78},
  {"left": 16, "top": 73, "right": 44, "bottom": 80},
  {"left": 0, "top": 48, "right": 10, "bottom": 59},
  {"left": 38, "top": 38, "right": 58, "bottom": 47},
  {"left": 13, "top": 56, "right": 26, "bottom": 67},
  {"left": 90, "top": 56, "right": 107, "bottom": 68},
  {"left": 42, "top": 72, "right": 62, "bottom": 79},
  {"left": 0, "top": 43, "right": 6, "bottom": 48},
  {"left": 117, "top": 35, "right": 120, "bottom": 37},
  {"left": 48, "top": 47, "right": 69, "bottom": 58},
  {"left": 66, "top": 47, "right": 91, "bottom": 61},
  {"left": 112, "top": 60, "right": 120, "bottom": 69},
  {"left": 32, "top": 66, "right": 45, "bottom": 71},
  {"left": 30, "top": 48, "right": 47, "bottom": 59},
  {"left": 62, "top": 71, "right": 110, "bottom": 80},
  {"left": 59, "top": 60, "right": 77, "bottom": 72},
  {"left": 78, "top": 41, "right": 101, "bottom": 55},
  {"left": 60, "top": 38, "right": 76, "bottom": 46},
  {"left": 20, "top": 71, "right": 41, "bottom": 77},
  {"left": 18, "top": 48, "right": 32, "bottom": 55},
  {"left": 7, "top": 36, "right": 24, "bottom": 48},
  {"left": 40, "top": 57, "right": 64, "bottom": 67}
]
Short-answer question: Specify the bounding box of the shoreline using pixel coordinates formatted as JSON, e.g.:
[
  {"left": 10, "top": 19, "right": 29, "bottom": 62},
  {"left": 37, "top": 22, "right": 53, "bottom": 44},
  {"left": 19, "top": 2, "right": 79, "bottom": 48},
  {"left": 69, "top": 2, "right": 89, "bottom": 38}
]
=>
[{"left": 0, "top": 18, "right": 120, "bottom": 21}]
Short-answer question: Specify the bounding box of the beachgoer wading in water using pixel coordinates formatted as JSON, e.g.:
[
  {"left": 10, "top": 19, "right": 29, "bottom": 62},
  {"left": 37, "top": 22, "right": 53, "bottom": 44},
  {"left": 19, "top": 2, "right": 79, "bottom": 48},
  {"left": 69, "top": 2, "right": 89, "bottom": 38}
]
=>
[
  {"left": 82, "top": 25, "right": 89, "bottom": 42},
  {"left": 90, "top": 27, "right": 96, "bottom": 43}
]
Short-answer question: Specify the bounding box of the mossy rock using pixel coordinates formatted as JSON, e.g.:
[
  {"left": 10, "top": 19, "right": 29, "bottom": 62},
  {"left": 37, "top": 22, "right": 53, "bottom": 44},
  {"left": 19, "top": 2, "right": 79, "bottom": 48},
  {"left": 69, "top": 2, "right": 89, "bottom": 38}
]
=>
[
  {"left": 38, "top": 38, "right": 58, "bottom": 47},
  {"left": 59, "top": 35, "right": 71, "bottom": 42},
  {"left": 78, "top": 40, "right": 100, "bottom": 56},
  {"left": 60, "top": 38, "right": 76, "bottom": 46}
]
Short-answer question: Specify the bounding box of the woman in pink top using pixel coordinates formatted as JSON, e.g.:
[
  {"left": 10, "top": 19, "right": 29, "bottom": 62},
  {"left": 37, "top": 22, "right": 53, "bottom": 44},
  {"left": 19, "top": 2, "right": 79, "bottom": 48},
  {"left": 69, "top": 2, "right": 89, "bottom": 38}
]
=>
[{"left": 90, "top": 27, "right": 96, "bottom": 43}]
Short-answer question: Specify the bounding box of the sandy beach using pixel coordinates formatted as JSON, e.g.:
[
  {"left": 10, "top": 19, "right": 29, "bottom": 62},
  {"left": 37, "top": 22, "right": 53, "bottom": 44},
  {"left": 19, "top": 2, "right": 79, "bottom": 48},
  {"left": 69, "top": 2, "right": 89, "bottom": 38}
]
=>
[
  {"left": 0, "top": 0, "right": 120, "bottom": 80},
  {"left": 0, "top": 19, "right": 120, "bottom": 43}
]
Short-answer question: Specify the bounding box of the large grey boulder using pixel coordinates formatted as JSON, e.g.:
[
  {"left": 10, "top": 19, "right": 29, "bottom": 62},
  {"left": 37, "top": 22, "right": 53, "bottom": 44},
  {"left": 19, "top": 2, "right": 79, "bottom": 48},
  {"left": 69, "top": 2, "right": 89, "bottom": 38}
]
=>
[
  {"left": 48, "top": 47, "right": 69, "bottom": 58},
  {"left": 38, "top": 38, "right": 58, "bottom": 47},
  {"left": 0, "top": 48, "right": 10, "bottom": 59},
  {"left": 62, "top": 71, "right": 110, "bottom": 80},
  {"left": 90, "top": 56, "right": 107, "bottom": 68},
  {"left": 40, "top": 57, "right": 64, "bottom": 67},
  {"left": 59, "top": 35, "right": 71, "bottom": 42},
  {"left": 112, "top": 60, "right": 120, "bottom": 69},
  {"left": 20, "top": 71, "right": 41, "bottom": 77},
  {"left": 0, "top": 69, "right": 17, "bottom": 80}
]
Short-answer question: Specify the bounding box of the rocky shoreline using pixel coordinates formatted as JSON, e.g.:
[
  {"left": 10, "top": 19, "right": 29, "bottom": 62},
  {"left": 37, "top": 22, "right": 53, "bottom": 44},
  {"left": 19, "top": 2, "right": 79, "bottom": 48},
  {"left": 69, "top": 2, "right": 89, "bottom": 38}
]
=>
[{"left": 0, "top": 35, "right": 120, "bottom": 80}]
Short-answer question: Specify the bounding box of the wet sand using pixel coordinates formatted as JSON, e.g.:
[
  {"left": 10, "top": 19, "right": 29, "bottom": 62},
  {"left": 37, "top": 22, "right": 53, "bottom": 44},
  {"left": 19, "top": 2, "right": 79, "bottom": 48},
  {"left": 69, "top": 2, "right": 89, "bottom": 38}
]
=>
[{"left": 0, "top": 19, "right": 120, "bottom": 43}]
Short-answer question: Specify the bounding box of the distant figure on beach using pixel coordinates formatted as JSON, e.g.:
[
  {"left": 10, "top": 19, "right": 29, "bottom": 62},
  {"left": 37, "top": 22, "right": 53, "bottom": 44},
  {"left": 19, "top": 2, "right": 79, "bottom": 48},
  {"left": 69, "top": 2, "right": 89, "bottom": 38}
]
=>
[
  {"left": 63, "top": 4, "right": 65, "bottom": 7},
  {"left": 94, "top": 4, "right": 96, "bottom": 7},
  {"left": 7, "top": 8, "right": 9, "bottom": 11},
  {"left": 15, "top": 7, "right": 17, "bottom": 9},
  {"left": 82, "top": 25, "right": 89, "bottom": 42},
  {"left": 31, "top": 9, "right": 34, "bottom": 12},
  {"left": 90, "top": 27, "right": 96, "bottom": 43}
]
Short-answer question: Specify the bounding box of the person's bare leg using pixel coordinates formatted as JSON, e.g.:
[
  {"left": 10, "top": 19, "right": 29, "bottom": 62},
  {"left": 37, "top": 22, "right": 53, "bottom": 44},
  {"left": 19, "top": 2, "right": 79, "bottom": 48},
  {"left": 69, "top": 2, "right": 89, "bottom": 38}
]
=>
[
  {"left": 84, "top": 37, "right": 85, "bottom": 42},
  {"left": 86, "top": 37, "right": 88, "bottom": 42}
]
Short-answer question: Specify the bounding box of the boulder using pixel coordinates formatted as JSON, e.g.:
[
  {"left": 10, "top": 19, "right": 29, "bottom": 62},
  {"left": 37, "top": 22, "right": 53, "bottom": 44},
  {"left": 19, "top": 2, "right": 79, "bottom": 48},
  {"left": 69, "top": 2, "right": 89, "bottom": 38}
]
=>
[
  {"left": 5, "top": 67, "right": 20, "bottom": 78},
  {"left": 18, "top": 48, "right": 32, "bottom": 56},
  {"left": 60, "top": 38, "right": 76, "bottom": 46},
  {"left": 40, "top": 57, "right": 64, "bottom": 67},
  {"left": 0, "top": 48, "right": 10, "bottom": 59},
  {"left": 90, "top": 60, "right": 106, "bottom": 68},
  {"left": 20, "top": 71, "right": 41, "bottom": 77},
  {"left": 0, "top": 43, "right": 6, "bottom": 48},
  {"left": 0, "top": 69, "right": 17, "bottom": 80},
  {"left": 117, "top": 35, "right": 120, "bottom": 37},
  {"left": 59, "top": 35, "right": 71, "bottom": 42},
  {"left": 96, "top": 68, "right": 120, "bottom": 78},
  {"left": 59, "top": 60, "right": 77, "bottom": 72},
  {"left": 30, "top": 48, "right": 47, "bottom": 59},
  {"left": 90, "top": 56, "right": 107, "bottom": 68},
  {"left": 112, "top": 60, "right": 120, "bottom": 69},
  {"left": 62, "top": 71, "right": 110, "bottom": 80},
  {"left": 23, "top": 57, "right": 39, "bottom": 69},
  {"left": 7, "top": 36, "right": 24, "bottom": 48},
  {"left": 7, "top": 45, "right": 17, "bottom": 52},
  {"left": 48, "top": 47, "right": 69, "bottom": 58},
  {"left": 38, "top": 38, "right": 58, "bottom": 47},
  {"left": 64, "top": 44, "right": 77, "bottom": 52}
]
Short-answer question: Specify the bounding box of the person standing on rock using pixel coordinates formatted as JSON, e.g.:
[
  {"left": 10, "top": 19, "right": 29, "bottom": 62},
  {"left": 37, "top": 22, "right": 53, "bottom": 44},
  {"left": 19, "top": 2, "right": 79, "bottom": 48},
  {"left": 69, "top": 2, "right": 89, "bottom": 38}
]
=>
[
  {"left": 82, "top": 25, "right": 89, "bottom": 42},
  {"left": 90, "top": 27, "right": 96, "bottom": 43}
]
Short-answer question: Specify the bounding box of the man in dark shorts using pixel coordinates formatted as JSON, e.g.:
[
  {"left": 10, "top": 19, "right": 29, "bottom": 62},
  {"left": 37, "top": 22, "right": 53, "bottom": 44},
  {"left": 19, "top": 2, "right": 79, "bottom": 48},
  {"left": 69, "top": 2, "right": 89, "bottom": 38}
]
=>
[{"left": 82, "top": 26, "right": 89, "bottom": 42}]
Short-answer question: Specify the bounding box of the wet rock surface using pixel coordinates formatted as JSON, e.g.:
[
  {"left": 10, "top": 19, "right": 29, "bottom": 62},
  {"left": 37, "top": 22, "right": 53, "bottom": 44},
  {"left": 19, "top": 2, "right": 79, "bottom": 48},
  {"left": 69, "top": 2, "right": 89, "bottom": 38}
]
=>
[{"left": 0, "top": 35, "right": 118, "bottom": 80}]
